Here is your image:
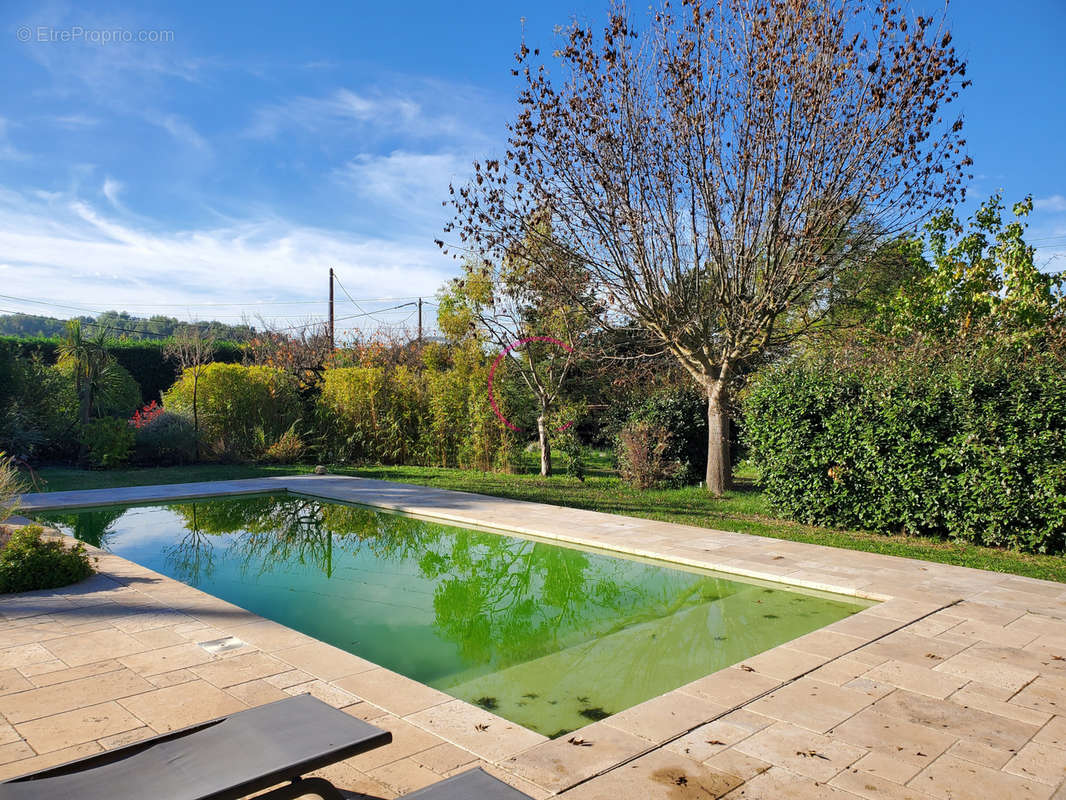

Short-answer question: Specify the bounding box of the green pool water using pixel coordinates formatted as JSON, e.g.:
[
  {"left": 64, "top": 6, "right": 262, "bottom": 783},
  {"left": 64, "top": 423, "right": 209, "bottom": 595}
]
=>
[{"left": 39, "top": 494, "right": 872, "bottom": 737}]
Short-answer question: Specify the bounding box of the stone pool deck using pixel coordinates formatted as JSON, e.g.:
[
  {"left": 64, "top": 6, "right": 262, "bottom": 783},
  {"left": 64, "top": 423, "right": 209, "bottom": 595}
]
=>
[{"left": 1, "top": 475, "right": 1065, "bottom": 799}]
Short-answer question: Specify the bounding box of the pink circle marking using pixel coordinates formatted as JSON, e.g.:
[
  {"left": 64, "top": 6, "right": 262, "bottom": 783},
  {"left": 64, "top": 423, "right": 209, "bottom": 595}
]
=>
[{"left": 488, "top": 336, "right": 575, "bottom": 433}]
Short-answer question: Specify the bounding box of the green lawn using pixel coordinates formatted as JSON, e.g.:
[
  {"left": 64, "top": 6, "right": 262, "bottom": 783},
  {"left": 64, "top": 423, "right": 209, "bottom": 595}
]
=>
[{"left": 29, "top": 462, "right": 1066, "bottom": 583}]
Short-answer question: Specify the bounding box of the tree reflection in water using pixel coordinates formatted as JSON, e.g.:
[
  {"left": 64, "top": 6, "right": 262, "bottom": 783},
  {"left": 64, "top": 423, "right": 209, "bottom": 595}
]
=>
[
  {"left": 159, "top": 494, "right": 735, "bottom": 672},
  {"left": 44, "top": 494, "right": 865, "bottom": 736},
  {"left": 38, "top": 508, "right": 126, "bottom": 549}
]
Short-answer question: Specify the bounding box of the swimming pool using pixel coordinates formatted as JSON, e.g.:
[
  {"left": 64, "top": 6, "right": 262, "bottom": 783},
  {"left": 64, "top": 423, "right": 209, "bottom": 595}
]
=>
[{"left": 39, "top": 493, "right": 873, "bottom": 737}]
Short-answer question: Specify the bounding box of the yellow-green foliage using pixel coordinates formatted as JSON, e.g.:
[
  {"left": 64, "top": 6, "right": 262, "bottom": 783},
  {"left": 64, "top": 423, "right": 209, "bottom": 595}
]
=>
[
  {"left": 318, "top": 364, "right": 426, "bottom": 465},
  {"left": 163, "top": 363, "right": 301, "bottom": 461},
  {"left": 318, "top": 343, "right": 524, "bottom": 470},
  {"left": 424, "top": 342, "right": 520, "bottom": 471}
]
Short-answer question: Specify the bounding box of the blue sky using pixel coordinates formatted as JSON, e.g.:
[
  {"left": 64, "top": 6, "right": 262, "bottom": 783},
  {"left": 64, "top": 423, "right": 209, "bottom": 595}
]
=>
[{"left": 1, "top": 0, "right": 1064, "bottom": 338}]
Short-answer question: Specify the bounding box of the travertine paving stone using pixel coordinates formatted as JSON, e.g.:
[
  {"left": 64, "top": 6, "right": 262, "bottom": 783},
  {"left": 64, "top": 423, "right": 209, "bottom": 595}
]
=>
[
  {"left": 862, "top": 660, "right": 968, "bottom": 699},
  {"left": 1005, "top": 741, "right": 1066, "bottom": 786},
  {"left": 335, "top": 668, "right": 452, "bottom": 716},
  {"left": 560, "top": 749, "right": 742, "bottom": 799},
  {"left": 116, "top": 680, "right": 247, "bottom": 732},
  {"left": 934, "top": 650, "right": 1039, "bottom": 693},
  {"left": 733, "top": 722, "right": 865, "bottom": 781},
  {"left": 830, "top": 767, "right": 938, "bottom": 799},
  {"left": 602, "top": 689, "right": 726, "bottom": 743},
  {"left": 408, "top": 699, "right": 547, "bottom": 763},
  {"left": 746, "top": 678, "right": 873, "bottom": 733},
  {"left": 721, "top": 765, "right": 859, "bottom": 798},
  {"left": 502, "top": 722, "right": 648, "bottom": 792},
  {"left": 676, "top": 666, "right": 781, "bottom": 707},
  {"left": 909, "top": 753, "right": 1054, "bottom": 800},
  {"left": 5, "top": 475, "right": 1066, "bottom": 798},
  {"left": 41, "top": 628, "right": 151, "bottom": 667},
  {"left": 0, "top": 668, "right": 153, "bottom": 723},
  {"left": 829, "top": 707, "right": 955, "bottom": 769},
  {"left": 367, "top": 756, "right": 443, "bottom": 795},
  {"left": 14, "top": 701, "right": 142, "bottom": 753}
]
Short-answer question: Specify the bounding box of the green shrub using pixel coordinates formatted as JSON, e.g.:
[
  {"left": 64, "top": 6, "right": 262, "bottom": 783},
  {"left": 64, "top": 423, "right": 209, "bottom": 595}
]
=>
[
  {"left": 95, "top": 363, "right": 142, "bottom": 418},
  {"left": 132, "top": 411, "right": 197, "bottom": 465},
  {"left": 613, "top": 389, "right": 707, "bottom": 485},
  {"left": 79, "top": 417, "right": 135, "bottom": 468},
  {"left": 163, "top": 363, "right": 301, "bottom": 461},
  {"left": 554, "top": 404, "right": 589, "bottom": 480},
  {"left": 742, "top": 353, "right": 1066, "bottom": 552},
  {"left": 616, "top": 421, "right": 683, "bottom": 489},
  {"left": 0, "top": 355, "right": 79, "bottom": 460},
  {"left": 0, "top": 525, "right": 94, "bottom": 593},
  {"left": 262, "top": 424, "right": 306, "bottom": 464}
]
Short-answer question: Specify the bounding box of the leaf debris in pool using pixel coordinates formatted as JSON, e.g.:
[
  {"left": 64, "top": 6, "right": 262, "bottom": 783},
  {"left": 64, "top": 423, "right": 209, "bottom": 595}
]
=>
[{"left": 579, "top": 706, "right": 611, "bottom": 721}]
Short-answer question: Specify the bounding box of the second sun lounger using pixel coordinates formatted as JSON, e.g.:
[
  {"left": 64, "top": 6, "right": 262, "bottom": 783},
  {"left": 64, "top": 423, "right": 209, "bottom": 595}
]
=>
[{"left": 399, "top": 767, "right": 535, "bottom": 799}]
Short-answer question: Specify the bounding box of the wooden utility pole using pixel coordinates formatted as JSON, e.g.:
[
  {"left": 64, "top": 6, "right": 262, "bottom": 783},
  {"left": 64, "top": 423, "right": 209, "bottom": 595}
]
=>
[
  {"left": 328, "top": 267, "right": 335, "bottom": 351},
  {"left": 417, "top": 297, "right": 423, "bottom": 343}
]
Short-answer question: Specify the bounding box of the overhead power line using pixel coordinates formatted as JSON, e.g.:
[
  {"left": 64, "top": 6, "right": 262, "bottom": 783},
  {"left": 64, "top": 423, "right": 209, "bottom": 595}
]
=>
[
  {"left": 0, "top": 292, "right": 430, "bottom": 324},
  {"left": 266, "top": 303, "right": 421, "bottom": 334}
]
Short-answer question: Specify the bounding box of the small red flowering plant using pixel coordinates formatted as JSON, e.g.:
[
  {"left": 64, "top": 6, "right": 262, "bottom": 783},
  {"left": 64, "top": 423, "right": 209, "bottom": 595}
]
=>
[{"left": 129, "top": 401, "right": 164, "bottom": 430}]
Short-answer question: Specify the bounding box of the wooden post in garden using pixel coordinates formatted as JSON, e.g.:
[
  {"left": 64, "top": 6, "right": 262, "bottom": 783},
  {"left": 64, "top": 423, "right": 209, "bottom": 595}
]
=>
[{"left": 328, "top": 267, "right": 335, "bottom": 352}]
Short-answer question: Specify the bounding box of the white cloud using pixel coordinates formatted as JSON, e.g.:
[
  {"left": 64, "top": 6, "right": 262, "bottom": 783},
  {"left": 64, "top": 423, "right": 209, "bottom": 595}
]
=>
[
  {"left": 45, "top": 114, "right": 100, "bottom": 130},
  {"left": 1035, "top": 194, "right": 1066, "bottom": 213},
  {"left": 246, "top": 89, "right": 421, "bottom": 139},
  {"left": 335, "top": 150, "right": 468, "bottom": 217},
  {"left": 0, "top": 187, "right": 452, "bottom": 331},
  {"left": 102, "top": 177, "right": 123, "bottom": 208},
  {"left": 148, "top": 113, "right": 210, "bottom": 152},
  {"left": 244, "top": 84, "right": 490, "bottom": 146}
]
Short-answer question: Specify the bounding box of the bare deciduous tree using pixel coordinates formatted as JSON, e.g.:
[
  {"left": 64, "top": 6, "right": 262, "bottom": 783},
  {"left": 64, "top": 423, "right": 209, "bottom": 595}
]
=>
[
  {"left": 443, "top": 0, "right": 971, "bottom": 494},
  {"left": 245, "top": 319, "right": 334, "bottom": 395},
  {"left": 165, "top": 329, "right": 216, "bottom": 461}
]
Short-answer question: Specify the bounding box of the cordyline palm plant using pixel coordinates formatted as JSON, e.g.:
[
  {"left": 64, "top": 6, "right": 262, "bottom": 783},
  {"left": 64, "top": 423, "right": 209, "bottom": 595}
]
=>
[{"left": 57, "top": 320, "right": 124, "bottom": 427}]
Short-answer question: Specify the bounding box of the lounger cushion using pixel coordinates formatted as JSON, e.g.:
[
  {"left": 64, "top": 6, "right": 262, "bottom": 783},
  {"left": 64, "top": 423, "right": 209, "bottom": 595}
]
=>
[{"left": 0, "top": 695, "right": 390, "bottom": 800}]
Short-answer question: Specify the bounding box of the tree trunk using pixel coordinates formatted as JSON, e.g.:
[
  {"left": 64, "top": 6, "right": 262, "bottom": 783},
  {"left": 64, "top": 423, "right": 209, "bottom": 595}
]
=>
[
  {"left": 192, "top": 373, "right": 200, "bottom": 462},
  {"left": 705, "top": 381, "right": 732, "bottom": 496},
  {"left": 77, "top": 370, "right": 90, "bottom": 427},
  {"left": 537, "top": 412, "right": 552, "bottom": 477}
]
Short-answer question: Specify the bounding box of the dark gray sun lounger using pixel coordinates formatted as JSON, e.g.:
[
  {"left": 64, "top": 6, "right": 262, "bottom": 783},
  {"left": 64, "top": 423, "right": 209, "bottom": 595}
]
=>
[{"left": 0, "top": 694, "right": 391, "bottom": 800}]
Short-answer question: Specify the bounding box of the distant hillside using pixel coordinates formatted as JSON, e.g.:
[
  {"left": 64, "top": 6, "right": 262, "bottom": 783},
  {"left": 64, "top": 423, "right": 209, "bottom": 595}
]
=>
[{"left": 0, "top": 311, "right": 257, "bottom": 342}]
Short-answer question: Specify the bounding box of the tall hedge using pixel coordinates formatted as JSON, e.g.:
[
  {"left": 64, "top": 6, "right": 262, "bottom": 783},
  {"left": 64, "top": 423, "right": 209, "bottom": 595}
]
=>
[
  {"left": 317, "top": 365, "right": 428, "bottom": 465},
  {"left": 742, "top": 354, "right": 1066, "bottom": 553},
  {"left": 316, "top": 345, "right": 525, "bottom": 470},
  {"left": 0, "top": 336, "right": 243, "bottom": 401}
]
